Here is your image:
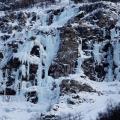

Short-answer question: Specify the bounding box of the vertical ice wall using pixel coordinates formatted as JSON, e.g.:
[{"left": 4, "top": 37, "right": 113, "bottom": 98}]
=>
[{"left": 0, "top": 1, "right": 80, "bottom": 110}]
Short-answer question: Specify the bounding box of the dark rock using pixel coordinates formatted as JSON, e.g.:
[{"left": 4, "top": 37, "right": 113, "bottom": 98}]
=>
[
  {"left": 17, "top": 12, "right": 27, "bottom": 26},
  {"left": 39, "top": 114, "right": 60, "bottom": 120},
  {"left": 53, "top": 8, "right": 64, "bottom": 16},
  {"left": 67, "top": 98, "right": 75, "bottom": 105},
  {"left": 4, "top": 57, "right": 21, "bottom": 69},
  {"left": 1, "top": 24, "right": 12, "bottom": 34},
  {"left": 0, "top": 52, "right": 3, "bottom": 59},
  {"left": 13, "top": 25, "right": 22, "bottom": 32},
  {"left": 29, "top": 73, "right": 36, "bottom": 80},
  {"left": 49, "top": 27, "right": 80, "bottom": 78},
  {"left": 31, "top": 12, "right": 37, "bottom": 21},
  {"left": 1, "top": 35, "right": 10, "bottom": 41},
  {"left": 0, "top": 88, "right": 16, "bottom": 95},
  {"left": 95, "top": 64, "right": 106, "bottom": 79},
  {"left": 7, "top": 42, "right": 19, "bottom": 53},
  {"left": 29, "top": 36, "right": 36, "bottom": 41},
  {"left": 22, "top": 75, "right": 28, "bottom": 81},
  {"left": 82, "top": 58, "right": 96, "bottom": 81},
  {"left": 72, "top": 95, "right": 80, "bottom": 99},
  {"left": 102, "top": 42, "right": 112, "bottom": 52},
  {"left": 25, "top": 91, "right": 38, "bottom": 104},
  {"left": 60, "top": 79, "right": 95, "bottom": 95},
  {"left": 30, "top": 45, "right": 40, "bottom": 57},
  {"left": 6, "top": 76, "right": 15, "bottom": 87},
  {"left": 42, "top": 69, "right": 45, "bottom": 79},
  {"left": 29, "top": 64, "right": 38, "bottom": 74}
]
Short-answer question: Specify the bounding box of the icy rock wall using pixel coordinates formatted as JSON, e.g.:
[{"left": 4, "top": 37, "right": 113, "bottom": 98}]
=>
[
  {"left": 0, "top": 1, "right": 80, "bottom": 104},
  {"left": 0, "top": 8, "right": 61, "bottom": 103},
  {"left": 0, "top": 1, "right": 120, "bottom": 105}
]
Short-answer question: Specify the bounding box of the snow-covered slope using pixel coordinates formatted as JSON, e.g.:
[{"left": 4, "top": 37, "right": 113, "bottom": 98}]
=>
[{"left": 0, "top": 0, "right": 120, "bottom": 120}]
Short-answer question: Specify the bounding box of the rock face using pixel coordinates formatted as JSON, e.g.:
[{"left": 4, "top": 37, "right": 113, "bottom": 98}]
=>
[
  {"left": 72, "top": 0, "right": 120, "bottom": 3},
  {"left": 60, "top": 79, "right": 95, "bottom": 95},
  {"left": 78, "top": 7, "right": 118, "bottom": 81},
  {"left": 0, "top": 0, "right": 55, "bottom": 11},
  {"left": 48, "top": 2, "right": 119, "bottom": 82},
  {"left": 0, "top": 3, "right": 64, "bottom": 103},
  {"left": 0, "top": 0, "right": 120, "bottom": 105},
  {"left": 48, "top": 27, "right": 80, "bottom": 78}
]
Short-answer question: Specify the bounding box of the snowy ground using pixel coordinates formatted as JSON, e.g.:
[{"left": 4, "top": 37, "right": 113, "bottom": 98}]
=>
[
  {"left": 50, "top": 75, "right": 120, "bottom": 120},
  {"left": 0, "top": 101, "right": 40, "bottom": 120},
  {"left": 0, "top": 76, "right": 120, "bottom": 120}
]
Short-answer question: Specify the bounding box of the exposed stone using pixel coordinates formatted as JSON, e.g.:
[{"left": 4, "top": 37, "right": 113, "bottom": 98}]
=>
[
  {"left": 13, "top": 25, "right": 22, "bottom": 32},
  {"left": 0, "top": 88, "right": 16, "bottom": 95},
  {"left": 49, "top": 27, "right": 80, "bottom": 78},
  {"left": 95, "top": 64, "right": 106, "bottom": 79},
  {"left": 47, "top": 7, "right": 64, "bottom": 25},
  {"left": 1, "top": 24, "right": 12, "bottom": 34},
  {"left": 1, "top": 35, "right": 10, "bottom": 41},
  {"left": 0, "top": 52, "right": 3, "bottom": 59},
  {"left": 7, "top": 42, "right": 19, "bottom": 53},
  {"left": 67, "top": 98, "right": 76, "bottom": 105},
  {"left": 29, "top": 64, "right": 38, "bottom": 74},
  {"left": 29, "top": 36, "right": 36, "bottom": 41},
  {"left": 30, "top": 45, "right": 40, "bottom": 57},
  {"left": 39, "top": 114, "right": 60, "bottom": 120},
  {"left": 31, "top": 12, "right": 37, "bottom": 21},
  {"left": 3, "top": 57, "right": 21, "bottom": 70},
  {"left": 60, "top": 79, "right": 95, "bottom": 95},
  {"left": 82, "top": 58, "right": 96, "bottom": 81},
  {"left": 25, "top": 91, "right": 38, "bottom": 104}
]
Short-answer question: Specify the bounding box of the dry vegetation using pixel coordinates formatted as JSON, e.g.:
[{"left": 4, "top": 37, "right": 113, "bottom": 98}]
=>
[{"left": 97, "top": 103, "right": 120, "bottom": 120}]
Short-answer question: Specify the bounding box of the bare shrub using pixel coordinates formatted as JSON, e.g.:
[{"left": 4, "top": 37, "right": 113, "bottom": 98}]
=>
[{"left": 97, "top": 103, "right": 120, "bottom": 120}]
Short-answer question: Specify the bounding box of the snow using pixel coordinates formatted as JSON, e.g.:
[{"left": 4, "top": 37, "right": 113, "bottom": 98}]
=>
[
  {"left": 0, "top": 1, "right": 120, "bottom": 120},
  {"left": 0, "top": 78, "right": 120, "bottom": 120},
  {"left": 0, "top": 101, "right": 42, "bottom": 120},
  {"left": 50, "top": 75, "right": 120, "bottom": 120}
]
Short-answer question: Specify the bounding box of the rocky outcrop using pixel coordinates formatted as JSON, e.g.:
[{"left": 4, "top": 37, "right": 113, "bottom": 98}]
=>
[
  {"left": 60, "top": 79, "right": 95, "bottom": 95},
  {"left": 48, "top": 1, "right": 120, "bottom": 82},
  {"left": 48, "top": 27, "right": 80, "bottom": 78},
  {"left": 72, "top": 0, "right": 120, "bottom": 3},
  {"left": 0, "top": 0, "right": 55, "bottom": 11},
  {"left": 0, "top": 8, "right": 59, "bottom": 103},
  {"left": 25, "top": 91, "right": 38, "bottom": 103}
]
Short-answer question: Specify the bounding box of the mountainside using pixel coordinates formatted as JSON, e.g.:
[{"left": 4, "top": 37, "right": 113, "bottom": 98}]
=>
[{"left": 0, "top": 0, "right": 120, "bottom": 120}]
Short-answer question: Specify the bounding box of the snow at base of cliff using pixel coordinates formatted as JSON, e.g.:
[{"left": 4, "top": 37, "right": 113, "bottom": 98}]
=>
[{"left": 0, "top": 76, "right": 120, "bottom": 120}]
